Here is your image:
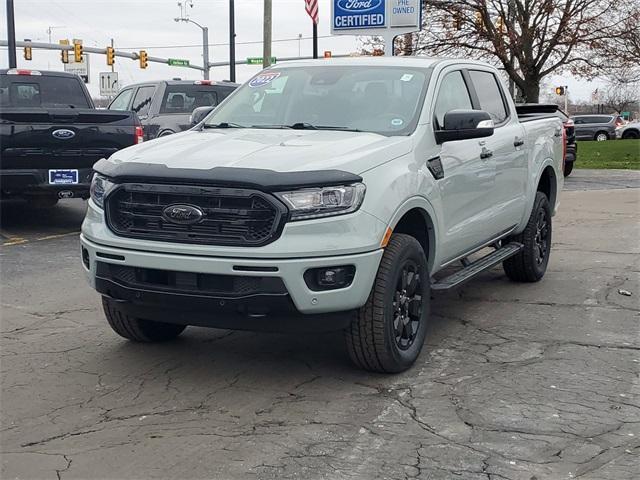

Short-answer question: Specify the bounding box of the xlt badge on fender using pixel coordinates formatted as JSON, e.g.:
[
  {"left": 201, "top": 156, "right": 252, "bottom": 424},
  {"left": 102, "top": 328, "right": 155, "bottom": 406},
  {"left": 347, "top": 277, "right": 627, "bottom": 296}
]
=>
[{"left": 161, "top": 204, "right": 204, "bottom": 225}]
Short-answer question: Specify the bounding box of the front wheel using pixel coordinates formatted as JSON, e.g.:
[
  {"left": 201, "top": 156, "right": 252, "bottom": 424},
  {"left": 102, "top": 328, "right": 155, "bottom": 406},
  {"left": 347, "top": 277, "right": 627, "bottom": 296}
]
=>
[
  {"left": 503, "top": 192, "right": 552, "bottom": 282},
  {"left": 594, "top": 132, "right": 609, "bottom": 141},
  {"left": 345, "top": 234, "right": 430, "bottom": 373},
  {"left": 102, "top": 297, "right": 186, "bottom": 342}
]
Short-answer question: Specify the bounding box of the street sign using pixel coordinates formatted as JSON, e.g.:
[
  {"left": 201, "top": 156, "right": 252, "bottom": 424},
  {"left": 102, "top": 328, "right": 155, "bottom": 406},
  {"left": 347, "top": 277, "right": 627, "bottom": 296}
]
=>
[
  {"left": 64, "top": 54, "right": 90, "bottom": 83},
  {"left": 168, "top": 58, "right": 190, "bottom": 67},
  {"left": 331, "top": 0, "right": 422, "bottom": 55},
  {"left": 247, "top": 57, "right": 277, "bottom": 65},
  {"left": 99, "top": 72, "right": 119, "bottom": 97}
]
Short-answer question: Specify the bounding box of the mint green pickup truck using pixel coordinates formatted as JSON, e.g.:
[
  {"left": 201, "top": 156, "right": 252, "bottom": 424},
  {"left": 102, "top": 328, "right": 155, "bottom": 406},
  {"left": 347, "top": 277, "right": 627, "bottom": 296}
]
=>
[{"left": 81, "top": 57, "right": 564, "bottom": 372}]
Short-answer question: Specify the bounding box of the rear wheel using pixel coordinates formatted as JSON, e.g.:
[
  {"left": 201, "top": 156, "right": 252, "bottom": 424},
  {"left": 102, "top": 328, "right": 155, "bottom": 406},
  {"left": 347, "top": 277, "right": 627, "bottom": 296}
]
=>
[
  {"left": 102, "top": 297, "right": 186, "bottom": 342},
  {"left": 563, "top": 161, "right": 574, "bottom": 177},
  {"left": 345, "top": 234, "right": 430, "bottom": 373},
  {"left": 594, "top": 131, "right": 609, "bottom": 141},
  {"left": 503, "top": 192, "right": 552, "bottom": 282}
]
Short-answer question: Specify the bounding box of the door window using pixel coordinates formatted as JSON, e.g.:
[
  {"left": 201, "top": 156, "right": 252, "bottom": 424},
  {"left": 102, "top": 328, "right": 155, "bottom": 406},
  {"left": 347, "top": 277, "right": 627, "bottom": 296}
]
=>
[
  {"left": 469, "top": 70, "right": 508, "bottom": 124},
  {"left": 108, "top": 88, "right": 133, "bottom": 110},
  {"left": 433, "top": 71, "right": 473, "bottom": 129},
  {"left": 131, "top": 86, "right": 155, "bottom": 117}
]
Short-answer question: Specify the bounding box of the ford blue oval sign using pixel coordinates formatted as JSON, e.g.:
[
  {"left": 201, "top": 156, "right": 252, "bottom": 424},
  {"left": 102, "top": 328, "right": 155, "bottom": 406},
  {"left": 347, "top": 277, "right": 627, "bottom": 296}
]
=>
[
  {"left": 333, "top": 0, "right": 386, "bottom": 30},
  {"left": 162, "top": 204, "right": 204, "bottom": 225},
  {"left": 52, "top": 129, "right": 76, "bottom": 140}
]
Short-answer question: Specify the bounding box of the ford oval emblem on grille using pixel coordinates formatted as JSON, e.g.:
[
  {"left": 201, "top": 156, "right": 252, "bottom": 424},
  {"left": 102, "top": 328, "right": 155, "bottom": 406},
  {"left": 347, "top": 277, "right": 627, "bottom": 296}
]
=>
[
  {"left": 51, "top": 129, "right": 75, "bottom": 140},
  {"left": 162, "top": 204, "right": 204, "bottom": 225}
]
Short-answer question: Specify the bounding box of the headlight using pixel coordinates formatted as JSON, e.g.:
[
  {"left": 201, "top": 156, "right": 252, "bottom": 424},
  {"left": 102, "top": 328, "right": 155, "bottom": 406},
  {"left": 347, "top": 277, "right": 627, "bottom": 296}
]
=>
[
  {"left": 276, "top": 183, "right": 366, "bottom": 221},
  {"left": 89, "top": 173, "right": 115, "bottom": 209}
]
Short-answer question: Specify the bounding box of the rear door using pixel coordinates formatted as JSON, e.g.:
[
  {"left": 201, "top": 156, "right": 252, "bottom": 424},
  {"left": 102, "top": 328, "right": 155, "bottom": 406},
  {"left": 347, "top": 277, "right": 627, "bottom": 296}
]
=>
[{"left": 467, "top": 69, "right": 527, "bottom": 233}]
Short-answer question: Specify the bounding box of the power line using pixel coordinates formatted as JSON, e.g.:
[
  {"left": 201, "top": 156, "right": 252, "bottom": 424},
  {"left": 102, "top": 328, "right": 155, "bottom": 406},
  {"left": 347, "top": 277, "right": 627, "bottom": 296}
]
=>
[{"left": 117, "top": 34, "right": 334, "bottom": 50}]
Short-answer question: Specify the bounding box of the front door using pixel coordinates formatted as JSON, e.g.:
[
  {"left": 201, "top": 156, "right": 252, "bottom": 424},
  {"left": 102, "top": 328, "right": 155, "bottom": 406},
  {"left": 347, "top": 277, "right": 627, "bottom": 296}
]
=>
[{"left": 432, "top": 69, "right": 497, "bottom": 263}]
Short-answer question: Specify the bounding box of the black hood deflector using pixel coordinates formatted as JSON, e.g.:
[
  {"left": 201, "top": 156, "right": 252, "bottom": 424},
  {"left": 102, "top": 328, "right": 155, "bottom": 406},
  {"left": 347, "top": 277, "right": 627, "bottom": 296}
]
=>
[{"left": 93, "top": 159, "right": 362, "bottom": 192}]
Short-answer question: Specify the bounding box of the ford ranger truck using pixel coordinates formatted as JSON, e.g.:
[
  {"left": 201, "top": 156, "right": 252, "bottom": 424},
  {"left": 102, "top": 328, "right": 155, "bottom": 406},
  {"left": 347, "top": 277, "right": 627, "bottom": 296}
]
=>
[{"left": 81, "top": 58, "right": 564, "bottom": 373}]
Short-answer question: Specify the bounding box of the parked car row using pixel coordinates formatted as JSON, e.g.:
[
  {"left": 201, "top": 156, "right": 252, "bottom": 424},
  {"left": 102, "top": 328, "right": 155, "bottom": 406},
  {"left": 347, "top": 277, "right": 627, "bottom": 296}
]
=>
[{"left": 0, "top": 70, "right": 239, "bottom": 207}]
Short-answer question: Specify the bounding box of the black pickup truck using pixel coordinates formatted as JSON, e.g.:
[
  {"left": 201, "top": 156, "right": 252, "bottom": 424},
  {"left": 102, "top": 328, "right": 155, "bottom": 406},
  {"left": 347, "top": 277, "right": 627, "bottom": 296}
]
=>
[{"left": 0, "top": 69, "right": 142, "bottom": 207}]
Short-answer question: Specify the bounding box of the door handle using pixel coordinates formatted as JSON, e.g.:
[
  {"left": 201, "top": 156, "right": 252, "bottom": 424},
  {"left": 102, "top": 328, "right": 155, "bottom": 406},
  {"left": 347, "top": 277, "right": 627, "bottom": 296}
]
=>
[
  {"left": 514, "top": 137, "right": 525, "bottom": 147},
  {"left": 480, "top": 147, "right": 493, "bottom": 160}
]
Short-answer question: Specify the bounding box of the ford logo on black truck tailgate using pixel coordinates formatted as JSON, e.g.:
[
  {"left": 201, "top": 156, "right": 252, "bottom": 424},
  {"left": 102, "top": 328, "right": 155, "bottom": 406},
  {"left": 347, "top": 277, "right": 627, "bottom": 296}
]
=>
[
  {"left": 162, "top": 204, "right": 204, "bottom": 225},
  {"left": 52, "top": 129, "right": 76, "bottom": 140}
]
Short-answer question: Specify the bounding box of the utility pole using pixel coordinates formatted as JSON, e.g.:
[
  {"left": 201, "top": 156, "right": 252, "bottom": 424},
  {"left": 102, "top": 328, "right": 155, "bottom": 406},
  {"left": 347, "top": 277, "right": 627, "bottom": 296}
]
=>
[
  {"left": 229, "top": 0, "right": 236, "bottom": 82},
  {"left": 263, "top": 0, "right": 272, "bottom": 68},
  {"left": 6, "top": 0, "right": 17, "bottom": 68},
  {"left": 110, "top": 38, "right": 115, "bottom": 73}
]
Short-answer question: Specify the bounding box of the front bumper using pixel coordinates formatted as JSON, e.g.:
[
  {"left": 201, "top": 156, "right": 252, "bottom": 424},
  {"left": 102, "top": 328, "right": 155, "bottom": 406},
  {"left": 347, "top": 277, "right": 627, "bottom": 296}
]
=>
[
  {"left": 0, "top": 168, "right": 93, "bottom": 198},
  {"left": 81, "top": 234, "right": 383, "bottom": 330}
]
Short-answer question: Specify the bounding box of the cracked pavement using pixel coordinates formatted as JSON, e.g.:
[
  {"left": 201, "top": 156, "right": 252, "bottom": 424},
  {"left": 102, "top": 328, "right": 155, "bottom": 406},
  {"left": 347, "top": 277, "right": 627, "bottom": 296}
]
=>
[{"left": 1, "top": 170, "right": 639, "bottom": 479}]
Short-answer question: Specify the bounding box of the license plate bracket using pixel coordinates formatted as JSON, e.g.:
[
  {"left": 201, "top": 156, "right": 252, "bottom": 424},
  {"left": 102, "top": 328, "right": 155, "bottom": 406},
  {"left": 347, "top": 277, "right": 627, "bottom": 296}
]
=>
[{"left": 49, "top": 169, "right": 79, "bottom": 185}]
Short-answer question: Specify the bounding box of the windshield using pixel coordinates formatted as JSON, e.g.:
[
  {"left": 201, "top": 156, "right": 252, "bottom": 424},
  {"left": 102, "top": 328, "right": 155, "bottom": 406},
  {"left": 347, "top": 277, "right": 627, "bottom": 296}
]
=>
[{"left": 204, "top": 66, "right": 431, "bottom": 136}]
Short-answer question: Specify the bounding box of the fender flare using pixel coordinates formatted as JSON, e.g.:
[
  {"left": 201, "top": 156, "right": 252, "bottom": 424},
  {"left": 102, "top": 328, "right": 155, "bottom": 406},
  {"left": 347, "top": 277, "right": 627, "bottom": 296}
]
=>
[{"left": 386, "top": 195, "right": 440, "bottom": 272}]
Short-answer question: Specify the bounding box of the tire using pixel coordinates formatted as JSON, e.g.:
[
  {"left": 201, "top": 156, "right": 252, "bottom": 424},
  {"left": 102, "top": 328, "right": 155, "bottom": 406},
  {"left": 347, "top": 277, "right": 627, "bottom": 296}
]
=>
[
  {"left": 594, "top": 131, "right": 609, "bottom": 141},
  {"left": 503, "top": 191, "right": 552, "bottom": 283},
  {"left": 622, "top": 130, "right": 639, "bottom": 139},
  {"left": 563, "top": 161, "right": 574, "bottom": 177},
  {"left": 159, "top": 130, "right": 175, "bottom": 137},
  {"left": 102, "top": 297, "right": 186, "bottom": 342},
  {"left": 345, "top": 233, "right": 430, "bottom": 373}
]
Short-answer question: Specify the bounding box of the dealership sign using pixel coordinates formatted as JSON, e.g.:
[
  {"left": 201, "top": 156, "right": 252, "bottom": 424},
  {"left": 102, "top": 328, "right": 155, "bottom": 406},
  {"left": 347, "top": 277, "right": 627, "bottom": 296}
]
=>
[{"left": 331, "top": 0, "right": 421, "bottom": 39}]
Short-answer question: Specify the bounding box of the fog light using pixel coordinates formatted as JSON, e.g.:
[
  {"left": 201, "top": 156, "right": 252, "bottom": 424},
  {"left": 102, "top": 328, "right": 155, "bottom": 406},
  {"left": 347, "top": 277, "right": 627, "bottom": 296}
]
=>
[{"left": 304, "top": 265, "right": 355, "bottom": 291}]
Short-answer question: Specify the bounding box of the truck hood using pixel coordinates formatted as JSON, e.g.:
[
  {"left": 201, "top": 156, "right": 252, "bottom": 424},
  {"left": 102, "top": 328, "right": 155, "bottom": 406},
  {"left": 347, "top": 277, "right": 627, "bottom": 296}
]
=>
[{"left": 107, "top": 128, "right": 412, "bottom": 175}]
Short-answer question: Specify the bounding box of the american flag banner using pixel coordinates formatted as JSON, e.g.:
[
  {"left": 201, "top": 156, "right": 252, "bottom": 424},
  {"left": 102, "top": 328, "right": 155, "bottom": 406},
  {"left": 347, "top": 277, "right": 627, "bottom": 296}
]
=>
[{"left": 305, "top": 0, "right": 319, "bottom": 24}]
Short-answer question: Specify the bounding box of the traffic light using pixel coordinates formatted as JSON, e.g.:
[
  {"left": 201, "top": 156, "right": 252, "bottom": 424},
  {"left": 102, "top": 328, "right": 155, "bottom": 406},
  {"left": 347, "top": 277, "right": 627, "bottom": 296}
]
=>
[
  {"left": 139, "top": 50, "right": 148, "bottom": 69},
  {"left": 496, "top": 16, "right": 505, "bottom": 34},
  {"left": 555, "top": 86, "right": 565, "bottom": 95},
  {"left": 23, "top": 43, "right": 32, "bottom": 61},
  {"left": 60, "top": 39, "right": 69, "bottom": 64},
  {"left": 73, "top": 40, "right": 83, "bottom": 63},
  {"left": 106, "top": 46, "right": 115, "bottom": 66},
  {"left": 475, "top": 11, "right": 484, "bottom": 30}
]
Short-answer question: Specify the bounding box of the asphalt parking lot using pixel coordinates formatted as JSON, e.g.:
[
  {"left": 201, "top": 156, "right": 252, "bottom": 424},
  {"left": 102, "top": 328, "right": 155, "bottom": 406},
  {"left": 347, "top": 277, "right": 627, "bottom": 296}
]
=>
[{"left": 1, "top": 169, "right": 639, "bottom": 480}]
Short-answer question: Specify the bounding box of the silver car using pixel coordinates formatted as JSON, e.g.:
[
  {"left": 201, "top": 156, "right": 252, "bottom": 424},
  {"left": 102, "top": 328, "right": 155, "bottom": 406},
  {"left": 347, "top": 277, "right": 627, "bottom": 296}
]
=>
[
  {"left": 616, "top": 121, "right": 640, "bottom": 139},
  {"left": 572, "top": 114, "right": 624, "bottom": 141}
]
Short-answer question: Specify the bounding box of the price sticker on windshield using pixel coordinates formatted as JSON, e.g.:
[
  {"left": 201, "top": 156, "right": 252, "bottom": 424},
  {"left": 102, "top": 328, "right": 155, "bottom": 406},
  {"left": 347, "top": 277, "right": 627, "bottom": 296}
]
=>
[{"left": 249, "top": 72, "right": 281, "bottom": 88}]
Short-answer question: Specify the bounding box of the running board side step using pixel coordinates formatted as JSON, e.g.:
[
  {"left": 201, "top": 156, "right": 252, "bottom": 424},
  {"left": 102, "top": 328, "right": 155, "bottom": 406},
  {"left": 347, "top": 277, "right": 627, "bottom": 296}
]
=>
[{"left": 431, "top": 242, "right": 523, "bottom": 291}]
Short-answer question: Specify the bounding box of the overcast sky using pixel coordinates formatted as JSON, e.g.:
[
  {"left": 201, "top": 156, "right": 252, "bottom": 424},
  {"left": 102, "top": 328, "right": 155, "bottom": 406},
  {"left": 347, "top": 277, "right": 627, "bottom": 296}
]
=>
[{"left": 1, "top": 0, "right": 605, "bottom": 100}]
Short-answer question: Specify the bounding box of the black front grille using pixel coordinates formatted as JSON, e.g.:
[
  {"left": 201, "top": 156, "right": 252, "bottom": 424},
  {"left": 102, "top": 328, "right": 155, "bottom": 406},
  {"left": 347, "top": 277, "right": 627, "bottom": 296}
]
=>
[
  {"left": 105, "top": 184, "right": 287, "bottom": 246},
  {"left": 97, "top": 262, "right": 287, "bottom": 298}
]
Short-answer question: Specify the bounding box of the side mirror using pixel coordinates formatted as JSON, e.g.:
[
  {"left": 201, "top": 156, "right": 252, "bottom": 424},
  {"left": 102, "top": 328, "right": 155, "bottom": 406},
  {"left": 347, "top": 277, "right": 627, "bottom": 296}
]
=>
[
  {"left": 190, "top": 105, "right": 216, "bottom": 127},
  {"left": 435, "top": 110, "right": 495, "bottom": 144}
]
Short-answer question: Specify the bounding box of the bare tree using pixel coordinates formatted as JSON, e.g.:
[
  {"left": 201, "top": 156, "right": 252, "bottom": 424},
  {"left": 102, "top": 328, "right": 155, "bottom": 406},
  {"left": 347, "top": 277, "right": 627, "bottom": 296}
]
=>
[
  {"left": 411, "top": 0, "right": 637, "bottom": 102},
  {"left": 601, "top": 74, "right": 640, "bottom": 115}
]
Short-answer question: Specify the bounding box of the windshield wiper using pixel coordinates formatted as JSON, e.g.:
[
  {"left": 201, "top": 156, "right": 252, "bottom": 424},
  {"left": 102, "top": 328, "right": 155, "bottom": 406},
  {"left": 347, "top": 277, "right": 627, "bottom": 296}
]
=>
[
  {"left": 202, "top": 122, "right": 246, "bottom": 129},
  {"left": 251, "top": 123, "right": 362, "bottom": 132}
]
